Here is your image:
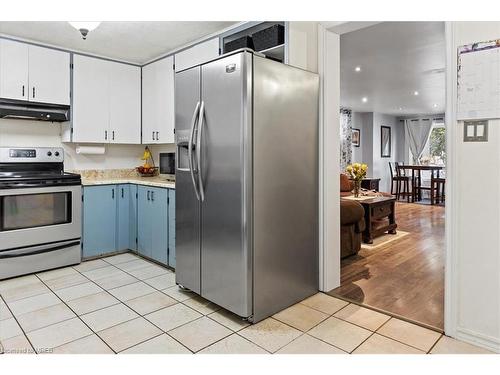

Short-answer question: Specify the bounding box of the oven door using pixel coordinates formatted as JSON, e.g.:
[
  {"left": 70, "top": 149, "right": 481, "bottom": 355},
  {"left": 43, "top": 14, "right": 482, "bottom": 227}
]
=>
[{"left": 0, "top": 185, "right": 82, "bottom": 251}]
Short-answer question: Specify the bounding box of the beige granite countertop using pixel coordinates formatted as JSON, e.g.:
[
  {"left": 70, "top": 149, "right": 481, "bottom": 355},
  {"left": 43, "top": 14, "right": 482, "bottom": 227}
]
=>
[
  {"left": 72, "top": 169, "right": 175, "bottom": 189},
  {"left": 81, "top": 176, "right": 175, "bottom": 189}
]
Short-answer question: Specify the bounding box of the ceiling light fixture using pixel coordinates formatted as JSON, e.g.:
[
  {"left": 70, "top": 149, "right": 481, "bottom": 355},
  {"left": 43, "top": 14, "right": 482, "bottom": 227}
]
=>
[
  {"left": 355, "top": 66, "right": 361, "bottom": 72},
  {"left": 433, "top": 104, "right": 438, "bottom": 108},
  {"left": 414, "top": 91, "right": 419, "bottom": 96},
  {"left": 69, "top": 22, "right": 101, "bottom": 40},
  {"left": 399, "top": 107, "right": 403, "bottom": 111},
  {"left": 362, "top": 97, "right": 368, "bottom": 103}
]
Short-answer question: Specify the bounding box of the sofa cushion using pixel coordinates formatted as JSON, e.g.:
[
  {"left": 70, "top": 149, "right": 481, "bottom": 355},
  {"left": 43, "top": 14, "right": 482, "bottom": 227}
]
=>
[
  {"left": 340, "top": 199, "right": 365, "bottom": 226},
  {"left": 340, "top": 173, "right": 353, "bottom": 192}
]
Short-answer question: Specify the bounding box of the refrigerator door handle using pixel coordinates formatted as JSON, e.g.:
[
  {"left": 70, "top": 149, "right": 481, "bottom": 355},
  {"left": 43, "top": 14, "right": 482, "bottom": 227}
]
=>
[
  {"left": 197, "top": 101, "right": 206, "bottom": 202},
  {"left": 189, "top": 101, "right": 201, "bottom": 201}
]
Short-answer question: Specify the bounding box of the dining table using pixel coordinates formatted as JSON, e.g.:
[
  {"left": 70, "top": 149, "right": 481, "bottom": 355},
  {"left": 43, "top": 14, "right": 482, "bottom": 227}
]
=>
[{"left": 398, "top": 164, "right": 444, "bottom": 202}]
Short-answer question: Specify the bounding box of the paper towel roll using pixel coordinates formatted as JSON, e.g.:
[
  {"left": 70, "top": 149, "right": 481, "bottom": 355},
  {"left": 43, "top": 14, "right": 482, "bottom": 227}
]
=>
[{"left": 76, "top": 145, "right": 106, "bottom": 155}]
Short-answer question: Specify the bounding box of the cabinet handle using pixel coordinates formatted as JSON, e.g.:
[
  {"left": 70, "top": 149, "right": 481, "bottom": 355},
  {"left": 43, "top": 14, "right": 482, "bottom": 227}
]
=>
[
  {"left": 112, "top": 131, "right": 115, "bottom": 141},
  {"left": 147, "top": 190, "right": 150, "bottom": 201},
  {"left": 156, "top": 131, "right": 159, "bottom": 141},
  {"left": 22, "top": 85, "right": 25, "bottom": 97},
  {"left": 32, "top": 87, "right": 35, "bottom": 98},
  {"left": 112, "top": 189, "right": 115, "bottom": 199},
  {"left": 105, "top": 130, "right": 108, "bottom": 140},
  {"left": 121, "top": 188, "right": 124, "bottom": 198},
  {"left": 151, "top": 191, "right": 155, "bottom": 202}
]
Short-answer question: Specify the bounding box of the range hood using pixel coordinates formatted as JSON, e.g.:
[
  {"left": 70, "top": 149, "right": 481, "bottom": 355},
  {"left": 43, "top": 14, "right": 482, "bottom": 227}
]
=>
[{"left": 0, "top": 99, "right": 70, "bottom": 122}]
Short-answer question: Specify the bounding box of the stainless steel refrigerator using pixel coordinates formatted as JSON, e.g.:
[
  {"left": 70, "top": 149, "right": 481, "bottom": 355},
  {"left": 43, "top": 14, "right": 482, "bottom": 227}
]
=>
[{"left": 175, "top": 49, "right": 319, "bottom": 322}]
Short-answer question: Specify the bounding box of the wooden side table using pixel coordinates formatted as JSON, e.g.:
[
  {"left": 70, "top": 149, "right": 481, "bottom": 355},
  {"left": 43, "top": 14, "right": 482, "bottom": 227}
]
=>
[{"left": 358, "top": 196, "right": 397, "bottom": 244}]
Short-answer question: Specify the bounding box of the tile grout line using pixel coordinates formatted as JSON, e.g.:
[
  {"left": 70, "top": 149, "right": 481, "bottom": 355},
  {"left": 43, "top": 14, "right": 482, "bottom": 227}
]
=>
[
  {"left": 426, "top": 334, "right": 444, "bottom": 354},
  {"left": 0, "top": 294, "right": 36, "bottom": 354},
  {"left": 82, "top": 255, "right": 196, "bottom": 353},
  {"left": 33, "top": 273, "right": 117, "bottom": 354},
  {"left": 371, "top": 317, "right": 438, "bottom": 353}
]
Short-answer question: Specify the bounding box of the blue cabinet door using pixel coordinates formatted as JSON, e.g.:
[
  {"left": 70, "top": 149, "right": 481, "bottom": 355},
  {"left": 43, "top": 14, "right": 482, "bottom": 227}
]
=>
[
  {"left": 83, "top": 185, "right": 117, "bottom": 258},
  {"left": 116, "top": 184, "right": 137, "bottom": 251},
  {"left": 137, "top": 186, "right": 152, "bottom": 258},
  {"left": 117, "top": 184, "right": 129, "bottom": 251},
  {"left": 128, "top": 185, "right": 138, "bottom": 251},
  {"left": 150, "top": 187, "right": 169, "bottom": 265},
  {"left": 168, "top": 189, "right": 176, "bottom": 268}
]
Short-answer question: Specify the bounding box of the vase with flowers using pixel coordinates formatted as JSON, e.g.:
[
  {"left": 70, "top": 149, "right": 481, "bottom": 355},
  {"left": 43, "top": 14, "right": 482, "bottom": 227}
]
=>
[{"left": 346, "top": 163, "right": 368, "bottom": 198}]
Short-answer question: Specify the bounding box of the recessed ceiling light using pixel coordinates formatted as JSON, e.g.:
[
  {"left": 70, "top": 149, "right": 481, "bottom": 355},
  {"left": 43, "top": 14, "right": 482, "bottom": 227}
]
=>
[
  {"left": 414, "top": 91, "right": 419, "bottom": 96},
  {"left": 433, "top": 104, "right": 438, "bottom": 108},
  {"left": 399, "top": 107, "right": 403, "bottom": 111},
  {"left": 362, "top": 97, "right": 368, "bottom": 103},
  {"left": 355, "top": 66, "right": 361, "bottom": 72}
]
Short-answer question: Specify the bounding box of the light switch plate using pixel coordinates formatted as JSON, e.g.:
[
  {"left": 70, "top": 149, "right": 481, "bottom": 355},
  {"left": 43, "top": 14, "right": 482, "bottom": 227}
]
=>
[{"left": 464, "top": 120, "right": 488, "bottom": 142}]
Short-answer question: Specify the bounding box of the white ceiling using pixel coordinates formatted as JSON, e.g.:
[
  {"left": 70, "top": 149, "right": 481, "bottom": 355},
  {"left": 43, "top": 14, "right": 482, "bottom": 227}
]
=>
[
  {"left": 0, "top": 21, "right": 237, "bottom": 64},
  {"left": 340, "top": 22, "right": 445, "bottom": 117}
]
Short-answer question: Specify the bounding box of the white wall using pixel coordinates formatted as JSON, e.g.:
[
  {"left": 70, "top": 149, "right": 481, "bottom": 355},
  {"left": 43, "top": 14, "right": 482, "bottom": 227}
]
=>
[
  {"left": 447, "top": 21, "right": 500, "bottom": 352},
  {"left": 350, "top": 112, "right": 403, "bottom": 192},
  {"left": 372, "top": 112, "right": 400, "bottom": 192},
  {"left": 0, "top": 119, "right": 172, "bottom": 170}
]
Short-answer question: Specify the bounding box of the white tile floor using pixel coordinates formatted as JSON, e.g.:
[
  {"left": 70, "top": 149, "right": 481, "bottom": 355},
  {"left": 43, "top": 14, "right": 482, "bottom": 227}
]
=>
[{"left": 0, "top": 253, "right": 494, "bottom": 354}]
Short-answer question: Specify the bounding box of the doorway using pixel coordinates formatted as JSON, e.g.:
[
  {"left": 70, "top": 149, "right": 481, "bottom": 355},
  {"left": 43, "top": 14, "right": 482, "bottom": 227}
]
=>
[{"left": 324, "top": 22, "right": 446, "bottom": 330}]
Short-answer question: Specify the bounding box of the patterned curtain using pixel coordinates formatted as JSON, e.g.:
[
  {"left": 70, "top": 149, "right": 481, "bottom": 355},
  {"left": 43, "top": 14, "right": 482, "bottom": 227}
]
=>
[{"left": 340, "top": 108, "right": 352, "bottom": 172}]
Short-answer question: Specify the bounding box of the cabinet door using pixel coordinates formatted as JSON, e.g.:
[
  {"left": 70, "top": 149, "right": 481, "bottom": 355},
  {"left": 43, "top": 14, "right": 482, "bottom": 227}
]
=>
[
  {"left": 175, "top": 38, "right": 220, "bottom": 73},
  {"left": 142, "top": 56, "right": 175, "bottom": 144},
  {"left": 116, "top": 184, "right": 131, "bottom": 250},
  {"left": 150, "top": 187, "right": 169, "bottom": 265},
  {"left": 72, "top": 55, "right": 110, "bottom": 143},
  {"left": 128, "top": 184, "right": 138, "bottom": 251},
  {"left": 109, "top": 63, "right": 141, "bottom": 144},
  {"left": 28, "top": 45, "right": 70, "bottom": 105},
  {"left": 137, "top": 186, "right": 152, "bottom": 258},
  {"left": 83, "top": 185, "right": 117, "bottom": 258},
  {"left": 168, "top": 189, "right": 176, "bottom": 268},
  {"left": 0, "top": 39, "right": 29, "bottom": 101}
]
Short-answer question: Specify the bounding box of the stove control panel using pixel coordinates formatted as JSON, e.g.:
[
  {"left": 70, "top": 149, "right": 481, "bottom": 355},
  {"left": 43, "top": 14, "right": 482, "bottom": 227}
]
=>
[{"left": 0, "top": 147, "right": 64, "bottom": 163}]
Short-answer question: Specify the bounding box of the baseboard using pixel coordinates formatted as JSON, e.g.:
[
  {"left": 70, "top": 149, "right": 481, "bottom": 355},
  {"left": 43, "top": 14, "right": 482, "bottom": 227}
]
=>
[{"left": 455, "top": 326, "right": 500, "bottom": 353}]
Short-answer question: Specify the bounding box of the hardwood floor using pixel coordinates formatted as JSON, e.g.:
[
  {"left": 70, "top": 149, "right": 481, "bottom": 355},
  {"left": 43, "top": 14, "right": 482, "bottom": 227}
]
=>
[{"left": 328, "top": 202, "right": 445, "bottom": 329}]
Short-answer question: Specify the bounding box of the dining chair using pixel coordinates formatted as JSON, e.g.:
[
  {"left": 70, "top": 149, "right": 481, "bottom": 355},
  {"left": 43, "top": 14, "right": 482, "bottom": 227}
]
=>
[
  {"left": 389, "top": 162, "right": 410, "bottom": 202},
  {"left": 431, "top": 173, "right": 446, "bottom": 205}
]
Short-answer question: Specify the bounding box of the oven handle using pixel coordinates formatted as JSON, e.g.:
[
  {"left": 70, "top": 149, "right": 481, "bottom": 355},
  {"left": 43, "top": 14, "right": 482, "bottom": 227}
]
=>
[{"left": 0, "top": 240, "right": 81, "bottom": 259}]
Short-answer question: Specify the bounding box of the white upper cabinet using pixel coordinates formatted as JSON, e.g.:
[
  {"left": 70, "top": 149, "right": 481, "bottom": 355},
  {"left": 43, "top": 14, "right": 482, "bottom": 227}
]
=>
[
  {"left": 28, "top": 45, "right": 70, "bottom": 105},
  {"left": 142, "top": 55, "right": 175, "bottom": 144},
  {"left": 174, "top": 38, "right": 220, "bottom": 72},
  {"left": 109, "top": 63, "right": 141, "bottom": 144},
  {"left": 0, "top": 39, "right": 29, "bottom": 101},
  {"left": 0, "top": 39, "right": 69, "bottom": 104},
  {"left": 72, "top": 54, "right": 141, "bottom": 144},
  {"left": 72, "top": 55, "right": 110, "bottom": 143}
]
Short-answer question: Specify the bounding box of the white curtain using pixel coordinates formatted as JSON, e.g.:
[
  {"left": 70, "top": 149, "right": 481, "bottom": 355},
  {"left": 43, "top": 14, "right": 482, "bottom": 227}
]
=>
[{"left": 405, "top": 118, "right": 433, "bottom": 164}]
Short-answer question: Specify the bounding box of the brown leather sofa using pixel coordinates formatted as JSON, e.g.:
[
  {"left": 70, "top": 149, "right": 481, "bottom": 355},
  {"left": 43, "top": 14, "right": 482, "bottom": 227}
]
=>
[{"left": 340, "top": 173, "right": 365, "bottom": 258}]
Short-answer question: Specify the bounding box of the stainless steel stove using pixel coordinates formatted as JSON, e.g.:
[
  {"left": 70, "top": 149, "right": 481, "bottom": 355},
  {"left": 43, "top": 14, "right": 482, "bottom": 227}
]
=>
[{"left": 0, "top": 147, "right": 82, "bottom": 279}]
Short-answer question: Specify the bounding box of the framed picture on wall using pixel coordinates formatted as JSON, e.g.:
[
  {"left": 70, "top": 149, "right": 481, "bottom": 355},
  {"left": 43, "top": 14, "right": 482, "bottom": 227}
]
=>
[
  {"left": 352, "top": 128, "right": 361, "bottom": 147},
  {"left": 381, "top": 126, "right": 391, "bottom": 157}
]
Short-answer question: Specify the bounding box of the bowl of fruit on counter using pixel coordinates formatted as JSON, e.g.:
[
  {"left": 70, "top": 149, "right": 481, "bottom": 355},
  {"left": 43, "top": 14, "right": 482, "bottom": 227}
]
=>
[{"left": 136, "top": 146, "right": 159, "bottom": 177}]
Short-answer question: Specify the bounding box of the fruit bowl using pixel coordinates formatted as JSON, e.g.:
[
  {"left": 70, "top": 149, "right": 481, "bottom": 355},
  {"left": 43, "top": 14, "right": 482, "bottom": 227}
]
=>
[{"left": 136, "top": 166, "right": 159, "bottom": 177}]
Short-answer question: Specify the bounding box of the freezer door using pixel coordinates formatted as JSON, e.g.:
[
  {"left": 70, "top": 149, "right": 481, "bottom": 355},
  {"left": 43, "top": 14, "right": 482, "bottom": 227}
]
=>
[
  {"left": 252, "top": 56, "right": 319, "bottom": 322},
  {"left": 174, "top": 66, "right": 201, "bottom": 293},
  {"left": 199, "top": 52, "right": 253, "bottom": 317}
]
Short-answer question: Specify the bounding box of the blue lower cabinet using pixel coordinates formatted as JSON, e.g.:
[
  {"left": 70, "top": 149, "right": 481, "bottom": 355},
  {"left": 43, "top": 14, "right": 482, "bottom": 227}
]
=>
[
  {"left": 137, "top": 186, "right": 152, "bottom": 258},
  {"left": 168, "top": 189, "right": 176, "bottom": 268},
  {"left": 82, "top": 185, "right": 118, "bottom": 258},
  {"left": 83, "top": 183, "right": 175, "bottom": 266},
  {"left": 150, "top": 187, "right": 169, "bottom": 265}
]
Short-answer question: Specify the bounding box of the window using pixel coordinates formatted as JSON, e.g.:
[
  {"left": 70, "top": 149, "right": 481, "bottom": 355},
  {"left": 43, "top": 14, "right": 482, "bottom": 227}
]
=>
[{"left": 409, "top": 119, "right": 446, "bottom": 166}]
